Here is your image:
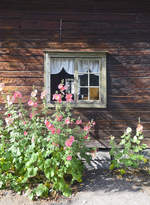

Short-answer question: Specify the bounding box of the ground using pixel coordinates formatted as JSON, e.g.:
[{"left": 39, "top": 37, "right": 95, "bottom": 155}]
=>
[{"left": 0, "top": 151, "right": 150, "bottom": 205}]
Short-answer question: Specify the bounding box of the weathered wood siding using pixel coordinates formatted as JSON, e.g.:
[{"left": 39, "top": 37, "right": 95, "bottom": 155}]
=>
[{"left": 0, "top": 1, "right": 150, "bottom": 146}]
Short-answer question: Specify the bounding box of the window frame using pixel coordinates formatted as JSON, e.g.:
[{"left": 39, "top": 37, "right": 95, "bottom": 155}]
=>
[{"left": 44, "top": 51, "right": 107, "bottom": 108}]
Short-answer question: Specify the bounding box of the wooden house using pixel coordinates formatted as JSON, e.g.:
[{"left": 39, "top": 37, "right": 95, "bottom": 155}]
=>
[{"left": 0, "top": 0, "right": 150, "bottom": 147}]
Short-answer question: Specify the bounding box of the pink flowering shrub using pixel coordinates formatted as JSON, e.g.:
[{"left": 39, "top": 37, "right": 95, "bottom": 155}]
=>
[{"left": 0, "top": 83, "right": 95, "bottom": 200}]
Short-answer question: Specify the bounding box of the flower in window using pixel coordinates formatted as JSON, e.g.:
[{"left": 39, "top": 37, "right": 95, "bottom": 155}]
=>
[
  {"left": 53, "top": 94, "right": 62, "bottom": 103},
  {"left": 65, "top": 94, "right": 73, "bottom": 102},
  {"left": 58, "top": 84, "right": 67, "bottom": 92}
]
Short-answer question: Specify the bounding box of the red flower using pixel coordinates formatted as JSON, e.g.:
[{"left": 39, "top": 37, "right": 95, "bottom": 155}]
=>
[
  {"left": 51, "top": 127, "right": 56, "bottom": 134},
  {"left": 13, "top": 91, "right": 22, "bottom": 99},
  {"left": 24, "top": 131, "right": 28, "bottom": 136},
  {"left": 33, "top": 102, "right": 38, "bottom": 107},
  {"left": 28, "top": 100, "right": 34, "bottom": 106},
  {"left": 45, "top": 120, "right": 55, "bottom": 131},
  {"left": 84, "top": 125, "right": 90, "bottom": 132},
  {"left": 56, "top": 129, "right": 61, "bottom": 134},
  {"left": 76, "top": 119, "right": 82, "bottom": 125},
  {"left": 84, "top": 135, "right": 89, "bottom": 140},
  {"left": 65, "top": 136, "right": 75, "bottom": 147},
  {"left": 58, "top": 84, "right": 66, "bottom": 92},
  {"left": 56, "top": 115, "right": 63, "bottom": 121},
  {"left": 65, "top": 94, "right": 73, "bottom": 102},
  {"left": 66, "top": 155, "right": 72, "bottom": 161},
  {"left": 65, "top": 117, "right": 70, "bottom": 124},
  {"left": 53, "top": 94, "right": 62, "bottom": 103}
]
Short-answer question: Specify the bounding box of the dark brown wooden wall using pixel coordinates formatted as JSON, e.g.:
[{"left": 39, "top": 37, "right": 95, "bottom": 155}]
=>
[{"left": 0, "top": 1, "right": 150, "bottom": 146}]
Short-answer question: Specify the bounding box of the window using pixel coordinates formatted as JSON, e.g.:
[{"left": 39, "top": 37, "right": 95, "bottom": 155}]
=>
[{"left": 44, "top": 52, "right": 107, "bottom": 108}]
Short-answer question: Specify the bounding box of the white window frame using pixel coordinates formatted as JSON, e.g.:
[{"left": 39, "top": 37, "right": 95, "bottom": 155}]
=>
[{"left": 44, "top": 51, "right": 107, "bottom": 108}]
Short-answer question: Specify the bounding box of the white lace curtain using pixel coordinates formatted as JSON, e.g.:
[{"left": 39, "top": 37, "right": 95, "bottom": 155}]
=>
[
  {"left": 51, "top": 58, "right": 74, "bottom": 75},
  {"left": 78, "top": 60, "right": 99, "bottom": 73},
  {"left": 50, "top": 58, "right": 100, "bottom": 75}
]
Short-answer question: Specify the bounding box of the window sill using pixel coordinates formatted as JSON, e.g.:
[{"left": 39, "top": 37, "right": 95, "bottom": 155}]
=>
[{"left": 47, "top": 102, "right": 107, "bottom": 108}]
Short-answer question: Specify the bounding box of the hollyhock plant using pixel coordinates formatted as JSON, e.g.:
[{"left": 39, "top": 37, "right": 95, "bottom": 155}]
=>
[{"left": 0, "top": 83, "right": 95, "bottom": 200}]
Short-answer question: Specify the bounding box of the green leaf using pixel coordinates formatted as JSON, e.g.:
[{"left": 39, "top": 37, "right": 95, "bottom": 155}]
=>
[
  {"left": 120, "top": 139, "right": 126, "bottom": 145},
  {"left": 138, "top": 135, "right": 144, "bottom": 140},
  {"left": 30, "top": 153, "right": 38, "bottom": 163},
  {"left": 27, "top": 167, "right": 38, "bottom": 178},
  {"left": 44, "top": 159, "right": 51, "bottom": 169},
  {"left": 35, "top": 184, "right": 48, "bottom": 197},
  {"left": 50, "top": 169, "right": 54, "bottom": 177},
  {"left": 120, "top": 169, "right": 126, "bottom": 175},
  {"left": 109, "top": 163, "right": 115, "bottom": 170},
  {"left": 0, "top": 181, "right": 3, "bottom": 188},
  {"left": 133, "top": 146, "right": 140, "bottom": 153},
  {"left": 28, "top": 192, "right": 34, "bottom": 200},
  {"left": 132, "top": 136, "right": 138, "bottom": 143}
]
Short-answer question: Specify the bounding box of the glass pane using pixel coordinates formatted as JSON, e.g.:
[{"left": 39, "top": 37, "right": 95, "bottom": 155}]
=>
[
  {"left": 89, "top": 60, "right": 99, "bottom": 73},
  {"left": 78, "top": 87, "right": 88, "bottom": 100},
  {"left": 79, "top": 74, "right": 88, "bottom": 86},
  {"left": 78, "top": 60, "right": 88, "bottom": 73},
  {"left": 90, "top": 88, "right": 99, "bottom": 100},
  {"left": 90, "top": 74, "right": 99, "bottom": 86}
]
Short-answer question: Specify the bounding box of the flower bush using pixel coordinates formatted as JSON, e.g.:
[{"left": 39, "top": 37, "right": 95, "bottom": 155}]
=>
[
  {"left": 109, "top": 120, "right": 148, "bottom": 175},
  {"left": 0, "top": 83, "right": 95, "bottom": 199}
]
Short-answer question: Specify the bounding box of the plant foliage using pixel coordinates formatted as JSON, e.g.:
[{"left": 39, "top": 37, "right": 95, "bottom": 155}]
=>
[
  {"left": 109, "top": 121, "right": 148, "bottom": 174},
  {"left": 0, "top": 82, "right": 95, "bottom": 199}
]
